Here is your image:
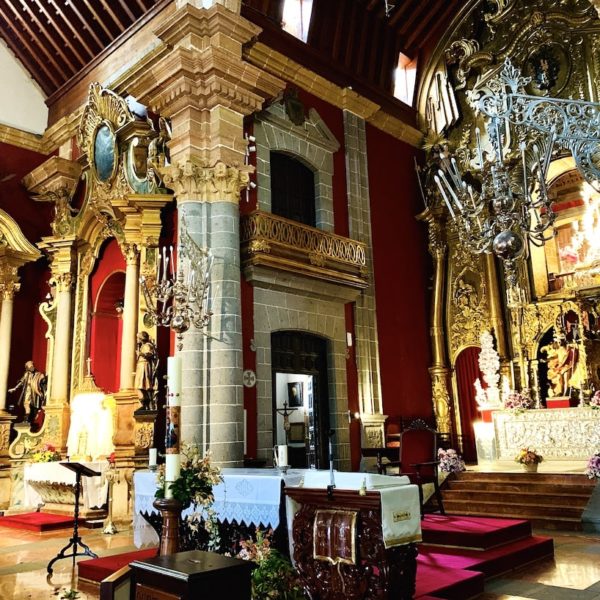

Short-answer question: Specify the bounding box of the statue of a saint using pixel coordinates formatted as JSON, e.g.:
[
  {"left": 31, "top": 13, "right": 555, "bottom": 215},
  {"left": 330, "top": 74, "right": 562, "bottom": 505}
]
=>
[
  {"left": 541, "top": 340, "right": 579, "bottom": 398},
  {"left": 8, "top": 361, "right": 47, "bottom": 428},
  {"left": 135, "top": 331, "right": 158, "bottom": 410}
]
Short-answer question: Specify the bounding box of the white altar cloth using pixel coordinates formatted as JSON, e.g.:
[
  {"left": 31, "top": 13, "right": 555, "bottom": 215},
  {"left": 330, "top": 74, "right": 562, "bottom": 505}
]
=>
[
  {"left": 133, "top": 468, "right": 305, "bottom": 548},
  {"left": 295, "top": 471, "right": 421, "bottom": 548},
  {"left": 24, "top": 461, "right": 109, "bottom": 511}
]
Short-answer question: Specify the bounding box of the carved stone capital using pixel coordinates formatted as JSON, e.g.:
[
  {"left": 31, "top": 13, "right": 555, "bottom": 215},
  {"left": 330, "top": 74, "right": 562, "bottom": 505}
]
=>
[
  {"left": 159, "top": 160, "right": 251, "bottom": 203},
  {"left": 53, "top": 272, "right": 73, "bottom": 293},
  {"left": 121, "top": 243, "right": 140, "bottom": 265},
  {"left": 0, "top": 265, "right": 19, "bottom": 300}
]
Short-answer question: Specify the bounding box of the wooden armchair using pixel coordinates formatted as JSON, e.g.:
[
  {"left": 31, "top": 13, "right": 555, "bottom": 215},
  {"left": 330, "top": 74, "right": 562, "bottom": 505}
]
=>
[{"left": 381, "top": 423, "right": 445, "bottom": 518}]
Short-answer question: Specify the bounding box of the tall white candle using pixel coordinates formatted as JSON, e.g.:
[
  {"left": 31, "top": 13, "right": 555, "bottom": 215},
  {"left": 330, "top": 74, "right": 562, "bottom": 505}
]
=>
[
  {"left": 149, "top": 448, "right": 157, "bottom": 467},
  {"left": 164, "top": 454, "right": 181, "bottom": 499},
  {"left": 277, "top": 444, "right": 288, "bottom": 467},
  {"left": 167, "top": 356, "right": 182, "bottom": 402}
]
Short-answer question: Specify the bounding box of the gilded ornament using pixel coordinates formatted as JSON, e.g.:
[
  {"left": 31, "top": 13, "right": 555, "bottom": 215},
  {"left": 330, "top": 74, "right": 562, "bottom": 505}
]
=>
[
  {"left": 135, "top": 423, "right": 154, "bottom": 449},
  {"left": 248, "top": 239, "right": 271, "bottom": 254},
  {"left": 308, "top": 253, "right": 327, "bottom": 267}
]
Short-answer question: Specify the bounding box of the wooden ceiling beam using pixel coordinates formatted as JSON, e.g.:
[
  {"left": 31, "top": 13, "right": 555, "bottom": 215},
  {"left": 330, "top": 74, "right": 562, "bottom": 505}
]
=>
[
  {"left": 1, "top": 0, "right": 67, "bottom": 78},
  {"left": 404, "top": 0, "right": 444, "bottom": 50},
  {"left": 98, "top": 0, "right": 127, "bottom": 31},
  {"left": 81, "top": 0, "right": 114, "bottom": 39},
  {"left": 114, "top": 0, "right": 136, "bottom": 22},
  {"left": 418, "top": 0, "right": 460, "bottom": 50},
  {"left": 59, "top": 0, "right": 105, "bottom": 50},
  {"left": 16, "top": 0, "right": 78, "bottom": 74},
  {"left": 133, "top": 0, "right": 147, "bottom": 11},
  {"left": 29, "top": 0, "right": 90, "bottom": 64},
  {"left": 0, "top": 4, "right": 60, "bottom": 91},
  {"left": 46, "top": 0, "right": 97, "bottom": 57},
  {"left": 396, "top": 2, "right": 428, "bottom": 38},
  {"left": 388, "top": 0, "right": 414, "bottom": 28}
]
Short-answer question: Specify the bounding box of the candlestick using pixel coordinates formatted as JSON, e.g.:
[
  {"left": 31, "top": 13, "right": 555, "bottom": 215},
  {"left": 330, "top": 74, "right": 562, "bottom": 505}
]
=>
[
  {"left": 277, "top": 444, "right": 288, "bottom": 467},
  {"left": 164, "top": 454, "right": 181, "bottom": 499}
]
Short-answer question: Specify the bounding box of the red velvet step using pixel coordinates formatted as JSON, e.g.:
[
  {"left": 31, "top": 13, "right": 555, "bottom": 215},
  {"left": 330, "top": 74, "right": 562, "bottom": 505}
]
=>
[
  {"left": 415, "top": 564, "right": 485, "bottom": 599},
  {"left": 0, "top": 512, "right": 74, "bottom": 532},
  {"left": 418, "top": 535, "right": 554, "bottom": 578},
  {"left": 78, "top": 548, "right": 158, "bottom": 583},
  {"left": 421, "top": 514, "right": 531, "bottom": 549}
]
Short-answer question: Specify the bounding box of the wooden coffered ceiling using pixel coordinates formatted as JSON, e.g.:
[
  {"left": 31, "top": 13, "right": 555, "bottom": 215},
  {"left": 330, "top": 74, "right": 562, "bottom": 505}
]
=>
[{"left": 0, "top": 0, "right": 462, "bottom": 110}]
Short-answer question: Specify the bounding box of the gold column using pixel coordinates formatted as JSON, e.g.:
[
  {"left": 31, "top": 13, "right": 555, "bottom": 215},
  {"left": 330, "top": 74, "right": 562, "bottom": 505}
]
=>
[
  {"left": 119, "top": 243, "right": 140, "bottom": 391},
  {"left": 418, "top": 207, "right": 452, "bottom": 434}
]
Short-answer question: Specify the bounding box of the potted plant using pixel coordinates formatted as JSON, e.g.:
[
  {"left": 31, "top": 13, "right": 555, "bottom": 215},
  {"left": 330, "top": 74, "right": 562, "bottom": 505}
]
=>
[{"left": 515, "top": 447, "right": 543, "bottom": 472}]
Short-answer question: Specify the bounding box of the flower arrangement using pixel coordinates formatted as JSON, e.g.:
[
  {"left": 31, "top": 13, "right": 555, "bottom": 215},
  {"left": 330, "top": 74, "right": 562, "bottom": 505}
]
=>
[
  {"left": 236, "top": 528, "right": 304, "bottom": 600},
  {"left": 30, "top": 443, "right": 61, "bottom": 463},
  {"left": 504, "top": 390, "right": 533, "bottom": 411},
  {"left": 590, "top": 391, "right": 600, "bottom": 409},
  {"left": 515, "top": 447, "right": 543, "bottom": 465},
  {"left": 155, "top": 443, "right": 223, "bottom": 549},
  {"left": 437, "top": 448, "right": 466, "bottom": 473},
  {"left": 585, "top": 453, "right": 600, "bottom": 479}
]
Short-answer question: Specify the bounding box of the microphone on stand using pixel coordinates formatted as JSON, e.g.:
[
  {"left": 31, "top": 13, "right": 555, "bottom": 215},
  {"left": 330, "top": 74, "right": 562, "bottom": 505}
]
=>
[{"left": 327, "top": 429, "right": 335, "bottom": 498}]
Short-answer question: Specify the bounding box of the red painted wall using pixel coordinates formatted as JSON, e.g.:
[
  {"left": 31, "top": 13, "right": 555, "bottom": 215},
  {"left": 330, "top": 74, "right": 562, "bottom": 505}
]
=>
[
  {"left": 366, "top": 124, "right": 433, "bottom": 421},
  {"left": 0, "top": 142, "right": 53, "bottom": 399}
]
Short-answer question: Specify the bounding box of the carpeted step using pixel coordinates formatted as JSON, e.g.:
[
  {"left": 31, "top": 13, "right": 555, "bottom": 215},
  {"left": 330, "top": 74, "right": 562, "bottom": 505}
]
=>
[
  {"left": 0, "top": 512, "right": 74, "bottom": 532},
  {"left": 443, "top": 489, "right": 590, "bottom": 507},
  {"left": 421, "top": 515, "right": 531, "bottom": 549},
  {"left": 454, "top": 472, "right": 594, "bottom": 486},
  {"left": 446, "top": 481, "right": 595, "bottom": 497},
  {"left": 415, "top": 563, "right": 484, "bottom": 599},
  {"left": 418, "top": 535, "right": 554, "bottom": 578},
  {"left": 78, "top": 548, "right": 158, "bottom": 583}
]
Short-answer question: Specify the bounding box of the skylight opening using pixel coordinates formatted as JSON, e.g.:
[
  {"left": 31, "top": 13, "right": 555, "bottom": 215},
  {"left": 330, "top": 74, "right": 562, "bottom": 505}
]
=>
[
  {"left": 282, "top": 0, "right": 313, "bottom": 43},
  {"left": 393, "top": 53, "right": 418, "bottom": 106}
]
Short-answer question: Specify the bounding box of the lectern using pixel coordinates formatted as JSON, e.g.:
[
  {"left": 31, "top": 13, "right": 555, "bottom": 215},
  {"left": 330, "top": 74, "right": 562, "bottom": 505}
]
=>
[
  {"left": 285, "top": 487, "right": 418, "bottom": 600},
  {"left": 47, "top": 462, "right": 101, "bottom": 575}
]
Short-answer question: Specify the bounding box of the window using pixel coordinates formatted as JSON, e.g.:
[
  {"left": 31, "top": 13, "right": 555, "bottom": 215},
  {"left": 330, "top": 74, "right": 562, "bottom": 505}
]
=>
[
  {"left": 270, "top": 152, "right": 316, "bottom": 227},
  {"left": 282, "top": 0, "right": 313, "bottom": 43},
  {"left": 393, "top": 53, "right": 418, "bottom": 106}
]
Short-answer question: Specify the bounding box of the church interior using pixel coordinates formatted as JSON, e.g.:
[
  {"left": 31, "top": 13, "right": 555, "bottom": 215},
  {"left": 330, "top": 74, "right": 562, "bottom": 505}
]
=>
[{"left": 0, "top": 0, "right": 598, "bottom": 598}]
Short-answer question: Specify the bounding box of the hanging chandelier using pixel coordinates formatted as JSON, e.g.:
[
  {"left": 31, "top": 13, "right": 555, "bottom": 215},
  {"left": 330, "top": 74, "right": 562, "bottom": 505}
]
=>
[
  {"left": 434, "top": 63, "right": 558, "bottom": 287},
  {"left": 140, "top": 221, "right": 213, "bottom": 350}
]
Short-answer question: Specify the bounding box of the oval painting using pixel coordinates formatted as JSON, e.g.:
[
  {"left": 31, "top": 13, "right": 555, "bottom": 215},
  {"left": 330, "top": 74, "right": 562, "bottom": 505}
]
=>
[{"left": 94, "top": 123, "right": 116, "bottom": 182}]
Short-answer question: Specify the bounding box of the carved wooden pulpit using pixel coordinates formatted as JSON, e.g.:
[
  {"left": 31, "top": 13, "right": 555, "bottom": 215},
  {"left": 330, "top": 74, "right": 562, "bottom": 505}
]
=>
[{"left": 285, "top": 487, "right": 418, "bottom": 600}]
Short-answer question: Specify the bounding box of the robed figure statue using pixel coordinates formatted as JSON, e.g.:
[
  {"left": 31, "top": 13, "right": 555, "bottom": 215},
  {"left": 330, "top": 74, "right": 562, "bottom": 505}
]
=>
[
  {"left": 135, "top": 331, "right": 158, "bottom": 410},
  {"left": 8, "top": 360, "right": 47, "bottom": 429}
]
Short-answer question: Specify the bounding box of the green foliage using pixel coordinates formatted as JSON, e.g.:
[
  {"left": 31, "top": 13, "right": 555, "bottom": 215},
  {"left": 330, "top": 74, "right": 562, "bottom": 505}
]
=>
[{"left": 251, "top": 548, "right": 305, "bottom": 600}]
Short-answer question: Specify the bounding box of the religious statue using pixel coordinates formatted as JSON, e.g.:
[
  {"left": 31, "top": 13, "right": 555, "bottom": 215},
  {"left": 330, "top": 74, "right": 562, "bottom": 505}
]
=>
[
  {"left": 135, "top": 331, "right": 158, "bottom": 410},
  {"left": 8, "top": 361, "right": 47, "bottom": 428},
  {"left": 541, "top": 340, "right": 579, "bottom": 398}
]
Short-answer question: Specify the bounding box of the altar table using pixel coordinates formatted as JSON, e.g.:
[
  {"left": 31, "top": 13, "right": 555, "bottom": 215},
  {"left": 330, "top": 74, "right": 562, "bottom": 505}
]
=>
[
  {"left": 23, "top": 461, "right": 109, "bottom": 511},
  {"left": 133, "top": 468, "right": 304, "bottom": 547},
  {"left": 492, "top": 407, "right": 600, "bottom": 460}
]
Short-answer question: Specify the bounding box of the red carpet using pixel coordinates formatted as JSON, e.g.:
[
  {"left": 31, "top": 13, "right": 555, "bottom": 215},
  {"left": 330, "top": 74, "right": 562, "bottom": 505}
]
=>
[
  {"left": 414, "top": 515, "right": 554, "bottom": 598},
  {"left": 0, "top": 512, "right": 74, "bottom": 532},
  {"left": 78, "top": 548, "right": 158, "bottom": 583},
  {"left": 421, "top": 514, "right": 531, "bottom": 549}
]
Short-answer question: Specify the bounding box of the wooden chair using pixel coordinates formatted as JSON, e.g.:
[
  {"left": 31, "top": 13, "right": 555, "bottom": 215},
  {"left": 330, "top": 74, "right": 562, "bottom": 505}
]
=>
[{"left": 381, "top": 423, "right": 445, "bottom": 518}]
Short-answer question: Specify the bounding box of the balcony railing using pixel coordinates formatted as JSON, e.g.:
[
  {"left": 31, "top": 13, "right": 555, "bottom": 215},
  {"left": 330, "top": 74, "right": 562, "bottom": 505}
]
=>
[{"left": 240, "top": 210, "right": 369, "bottom": 292}]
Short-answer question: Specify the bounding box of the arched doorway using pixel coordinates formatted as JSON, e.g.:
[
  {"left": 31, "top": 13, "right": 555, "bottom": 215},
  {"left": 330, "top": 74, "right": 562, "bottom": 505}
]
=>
[
  {"left": 271, "top": 331, "right": 329, "bottom": 468},
  {"left": 454, "top": 346, "right": 482, "bottom": 463}
]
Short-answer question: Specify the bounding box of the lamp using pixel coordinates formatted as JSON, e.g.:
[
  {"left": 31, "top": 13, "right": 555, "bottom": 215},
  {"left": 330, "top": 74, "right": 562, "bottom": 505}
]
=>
[
  {"left": 140, "top": 220, "right": 213, "bottom": 350},
  {"left": 434, "top": 66, "right": 557, "bottom": 287}
]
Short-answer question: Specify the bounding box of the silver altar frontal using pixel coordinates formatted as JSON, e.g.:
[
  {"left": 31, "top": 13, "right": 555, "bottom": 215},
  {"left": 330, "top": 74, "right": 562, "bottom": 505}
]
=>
[{"left": 477, "top": 408, "right": 600, "bottom": 462}]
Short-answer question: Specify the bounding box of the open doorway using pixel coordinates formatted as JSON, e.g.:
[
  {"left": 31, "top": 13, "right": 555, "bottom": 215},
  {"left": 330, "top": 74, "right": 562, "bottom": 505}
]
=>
[{"left": 271, "top": 331, "right": 329, "bottom": 468}]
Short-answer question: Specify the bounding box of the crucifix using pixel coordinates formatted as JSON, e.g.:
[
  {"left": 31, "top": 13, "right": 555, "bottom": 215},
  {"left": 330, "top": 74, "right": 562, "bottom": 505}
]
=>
[{"left": 276, "top": 400, "right": 297, "bottom": 444}]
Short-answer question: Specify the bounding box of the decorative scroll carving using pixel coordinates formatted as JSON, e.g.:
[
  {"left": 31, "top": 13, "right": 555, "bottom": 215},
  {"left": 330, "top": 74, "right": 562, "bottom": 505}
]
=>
[
  {"left": 0, "top": 265, "right": 20, "bottom": 300},
  {"left": 493, "top": 407, "right": 600, "bottom": 459},
  {"left": 135, "top": 422, "right": 155, "bottom": 450},
  {"left": 430, "top": 367, "right": 452, "bottom": 434},
  {"left": 446, "top": 39, "right": 482, "bottom": 90},
  {"left": 159, "top": 160, "right": 251, "bottom": 203}
]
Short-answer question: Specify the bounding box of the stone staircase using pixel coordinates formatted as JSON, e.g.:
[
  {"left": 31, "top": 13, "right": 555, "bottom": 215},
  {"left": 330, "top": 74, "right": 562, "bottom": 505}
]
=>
[{"left": 441, "top": 471, "right": 597, "bottom": 531}]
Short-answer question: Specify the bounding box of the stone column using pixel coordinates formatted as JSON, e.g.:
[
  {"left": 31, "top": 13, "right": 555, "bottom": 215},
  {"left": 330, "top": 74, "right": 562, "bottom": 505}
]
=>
[
  {"left": 418, "top": 208, "right": 452, "bottom": 434},
  {"left": 124, "top": 1, "right": 284, "bottom": 465},
  {"left": 51, "top": 273, "right": 73, "bottom": 403},
  {"left": 0, "top": 270, "right": 18, "bottom": 411},
  {"left": 119, "top": 244, "right": 140, "bottom": 391}
]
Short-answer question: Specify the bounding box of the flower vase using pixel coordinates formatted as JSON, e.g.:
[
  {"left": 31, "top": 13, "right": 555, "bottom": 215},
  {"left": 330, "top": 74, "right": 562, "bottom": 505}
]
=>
[{"left": 523, "top": 463, "right": 538, "bottom": 473}]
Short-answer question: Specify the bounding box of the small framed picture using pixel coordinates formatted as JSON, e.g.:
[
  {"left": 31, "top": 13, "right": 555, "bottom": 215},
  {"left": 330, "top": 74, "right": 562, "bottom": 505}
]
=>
[
  {"left": 289, "top": 422, "right": 305, "bottom": 443},
  {"left": 287, "top": 382, "right": 303, "bottom": 407}
]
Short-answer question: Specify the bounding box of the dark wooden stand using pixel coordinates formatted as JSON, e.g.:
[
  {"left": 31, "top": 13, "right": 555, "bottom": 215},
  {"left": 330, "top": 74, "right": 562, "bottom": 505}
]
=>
[
  {"left": 285, "top": 487, "right": 417, "bottom": 600},
  {"left": 47, "top": 462, "right": 100, "bottom": 575},
  {"left": 130, "top": 550, "right": 254, "bottom": 600},
  {"left": 153, "top": 497, "right": 183, "bottom": 556}
]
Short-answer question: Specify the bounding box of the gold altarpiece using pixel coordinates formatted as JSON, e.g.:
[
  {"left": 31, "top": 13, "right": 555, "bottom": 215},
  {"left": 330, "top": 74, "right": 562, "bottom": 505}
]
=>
[
  {"left": 5, "top": 82, "right": 173, "bottom": 513},
  {"left": 417, "top": 0, "right": 600, "bottom": 446}
]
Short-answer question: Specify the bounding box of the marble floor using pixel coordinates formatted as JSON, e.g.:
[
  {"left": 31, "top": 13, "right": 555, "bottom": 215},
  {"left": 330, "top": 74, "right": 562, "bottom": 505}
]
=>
[{"left": 0, "top": 525, "right": 598, "bottom": 599}]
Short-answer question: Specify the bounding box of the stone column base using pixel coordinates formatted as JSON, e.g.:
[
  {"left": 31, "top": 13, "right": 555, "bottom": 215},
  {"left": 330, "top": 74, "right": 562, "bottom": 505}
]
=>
[
  {"left": 42, "top": 402, "right": 70, "bottom": 454},
  {"left": 113, "top": 390, "right": 138, "bottom": 463}
]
